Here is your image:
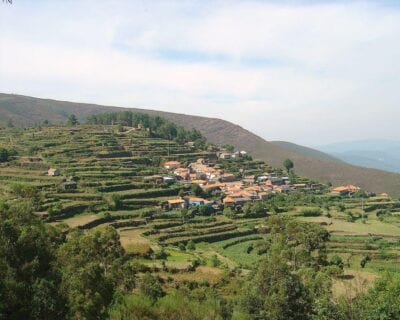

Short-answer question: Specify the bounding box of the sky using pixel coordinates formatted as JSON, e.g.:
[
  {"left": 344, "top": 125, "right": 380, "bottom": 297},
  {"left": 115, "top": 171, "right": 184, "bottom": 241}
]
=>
[{"left": 1, "top": 0, "right": 400, "bottom": 146}]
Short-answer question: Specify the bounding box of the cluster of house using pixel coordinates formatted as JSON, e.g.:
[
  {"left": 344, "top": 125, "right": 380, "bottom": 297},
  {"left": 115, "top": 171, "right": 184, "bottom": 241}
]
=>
[
  {"left": 162, "top": 157, "right": 309, "bottom": 210},
  {"left": 217, "top": 150, "right": 248, "bottom": 160}
]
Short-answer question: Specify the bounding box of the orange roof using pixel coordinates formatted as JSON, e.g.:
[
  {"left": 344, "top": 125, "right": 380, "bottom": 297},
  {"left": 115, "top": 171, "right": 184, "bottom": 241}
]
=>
[
  {"left": 188, "top": 197, "right": 206, "bottom": 202},
  {"left": 168, "top": 199, "right": 185, "bottom": 204},
  {"left": 333, "top": 185, "right": 360, "bottom": 192},
  {"left": 202, "top": 183, "right": 225, "bottom": 189},
  {"left": 223, "top": 197, "right": 235, "bottom": 203},
  {"left": 164, "top": 161, "right": 181, "bottom": 165},
  {"left": 191, "top": 179, "right": 207, "bottom": 184}
]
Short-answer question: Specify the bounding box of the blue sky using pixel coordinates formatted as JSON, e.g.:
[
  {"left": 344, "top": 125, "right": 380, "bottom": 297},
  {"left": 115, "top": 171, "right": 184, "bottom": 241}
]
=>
[{"left": 1, "top": 0, "right": 400, "bottom": 146}]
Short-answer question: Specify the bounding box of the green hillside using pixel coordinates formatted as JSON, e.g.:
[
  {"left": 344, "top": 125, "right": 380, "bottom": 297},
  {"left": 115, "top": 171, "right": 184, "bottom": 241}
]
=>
[
  {"left": 2, "top": 118, "right": 400, "bottom": 318},
  {"left": 2, "top": 93, "right": 400, "bottom": 196}
]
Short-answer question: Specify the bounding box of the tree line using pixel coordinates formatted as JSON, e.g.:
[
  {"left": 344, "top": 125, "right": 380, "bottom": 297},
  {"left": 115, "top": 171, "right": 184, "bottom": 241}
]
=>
[{"left": 85, "top": 111, "right": 206, "bottom": 147}]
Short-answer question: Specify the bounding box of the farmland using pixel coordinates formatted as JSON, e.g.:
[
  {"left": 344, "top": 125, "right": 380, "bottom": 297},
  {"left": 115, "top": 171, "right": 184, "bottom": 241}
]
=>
[{"left": 2, "top": 120, "right": 400, "bottom": 319}]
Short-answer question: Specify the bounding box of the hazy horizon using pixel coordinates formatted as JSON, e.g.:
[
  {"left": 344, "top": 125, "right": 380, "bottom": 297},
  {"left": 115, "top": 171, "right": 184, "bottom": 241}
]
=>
[{"left": 1, "top": 0, "right": 400, "bottom": 145}]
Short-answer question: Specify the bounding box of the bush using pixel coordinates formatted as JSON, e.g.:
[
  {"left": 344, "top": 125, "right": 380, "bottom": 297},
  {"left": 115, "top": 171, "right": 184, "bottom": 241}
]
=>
[
  {"left": 140, "top": 273, "right": 164, "bottom": 302},
  {"left": 301, "top": 207, "right": 322, "bottom": 217},
  {"left": 186, "top": 240, "right": 196, "bottom": 251}
]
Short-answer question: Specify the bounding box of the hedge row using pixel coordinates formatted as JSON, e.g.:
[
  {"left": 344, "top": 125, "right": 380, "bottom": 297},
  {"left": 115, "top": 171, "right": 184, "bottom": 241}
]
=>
[
  {"left": 110, "top": 220, "right": 145, "bottom": 228},
  {"left": 119, "top": 187, "right": 181, "bottom": 200},
  {"left": 221, "top": 235, "right": 263, "bottom": 249},
  {"left": 97, "top": 182, "right": 150, "bottom": 192},
  {"left": 156, "top": 224, "right": 237, "bottom": 242},
  {"left": 164, "top": 229, "right": 255, "bottom": 246}
]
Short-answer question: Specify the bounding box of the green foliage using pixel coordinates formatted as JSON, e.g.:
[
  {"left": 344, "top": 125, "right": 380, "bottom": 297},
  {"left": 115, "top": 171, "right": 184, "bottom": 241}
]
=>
[
  {"left": 109, "top": 290, "right": 224, "bottom": 320},
  {"left": 210, "top": 255, "right": 221, "bottom": 267},
  {"left": 223, "top": 207, "right": 235, "bottom": 217},
  {"left": 340, "top": 273, "right": 400, "bottom": 320},
  {"left": 57, "top": 226, "right": 135, "bottom": 319},
  {"left": 222, "top": 144, "right": 235, "bottom": 153},
  {"left": 0, "top": 202, "right": 66, "bottom": 320},
  {"left": 360, "top": 255, "right": 370, "bottom": 268},
  {"left": 9, "top": 183, "right": 42, "bottom": 210},
  {"left": 301, "top": 207, "right": 323, "bottom": 217},
  {"left": 86, "top": 111, "right": 206, "bottom": 147},
  {"left": 329, "top": 255, "right": 344, "bottom": 270},
  {"left": 67, "top": 114, "right": 79, "bottom": 126},
  {"left": 240, "top": 241, "right": 313, "bottom": 320},
  {"left": 186, "top": 240, "right": 196, "bottom": 251},
  {"left": 0, "top": 148, "right": 17, "bottom": 162},
  {"left": 243, "top": 201, "right": 267, "bottom": 218},
  {"left": 111, "top": 193, "right": 123, "bottom": 210},
  {"left": 283, "top": 158, "right": 294, "bottom": 173},
  {"left": 140, "top": 273, "right": 164, "bottom": 302}
]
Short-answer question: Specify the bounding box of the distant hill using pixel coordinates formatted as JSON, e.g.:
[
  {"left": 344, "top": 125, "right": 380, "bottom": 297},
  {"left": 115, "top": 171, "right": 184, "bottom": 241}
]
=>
[
  {"left": 2, "top": 93, "right": 400, "bottom": 196},
  {"left": 317, "top": 140, "right": 400, "bottom": 173}
]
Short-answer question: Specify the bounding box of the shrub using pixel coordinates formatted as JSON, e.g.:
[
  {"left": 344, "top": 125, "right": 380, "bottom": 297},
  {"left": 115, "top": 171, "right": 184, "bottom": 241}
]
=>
[
  {"left": 186, "top": 240, "right": 196, "bottom": 251},
  {"left": 301, "top": 207, "right": 322, "bottom": 217}
]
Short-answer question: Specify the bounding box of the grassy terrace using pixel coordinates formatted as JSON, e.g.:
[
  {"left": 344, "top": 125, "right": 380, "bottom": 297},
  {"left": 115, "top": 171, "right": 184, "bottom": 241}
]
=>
[{"left": 2, "top": 124, "right": 400, "bottom": 298}]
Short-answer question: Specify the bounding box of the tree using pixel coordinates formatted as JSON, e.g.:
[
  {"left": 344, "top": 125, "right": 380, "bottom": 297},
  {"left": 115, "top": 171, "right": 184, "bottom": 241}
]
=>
[
  {"left": 283, "top": 158, "right": 294, "bottom": 174},
  {"left": 0, "top": 201, "right": 66, "bottom": 320},
  {"left": 341, "top": 273, "right": 400, "bottom": 320},
  {"left": 57, "top": 226, "right": 133, "bottom": 319},
  {"left": 67, "top": 114, "right": 78, "bottom": 126},
  {"left": 0, "top": 148, "right": 10, "bottom": 162},
  {"left": 360, "top": 255, "right": 370, "bottom": 268},
  {"left": 140, "top": 273, "right": 164, "bottom": 303},
  {"left": 111, "top": 193, "right": 123, "bottom": 210},
  {"left": 186, "top": 240, "right": 196, "bottom": 251},
  {"left": 240, "top": 241, "right": 313, "bottom": 320},
  {"left": 222, "top": 144, "right": 235, "bottom": 153}
]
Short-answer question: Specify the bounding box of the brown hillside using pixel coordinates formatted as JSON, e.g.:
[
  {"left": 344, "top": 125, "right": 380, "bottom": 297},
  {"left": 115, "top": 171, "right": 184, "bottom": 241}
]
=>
[{"left": 1, "top": 93, "right": 400, "bottom": 196}]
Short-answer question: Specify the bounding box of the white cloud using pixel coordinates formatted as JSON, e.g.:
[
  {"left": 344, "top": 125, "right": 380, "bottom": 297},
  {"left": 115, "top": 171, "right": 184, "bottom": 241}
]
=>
[{"left": 1, "top": 0, "right": 400, "bottom": 145}]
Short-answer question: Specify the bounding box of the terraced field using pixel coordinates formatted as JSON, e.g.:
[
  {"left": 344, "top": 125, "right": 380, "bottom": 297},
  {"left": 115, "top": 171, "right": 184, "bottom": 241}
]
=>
[
  {"left": 0, "top": 125, "right": 265, "bottom": 276},
  {"left": 2, "top": 124, "right": 400, "bottom": 293}
]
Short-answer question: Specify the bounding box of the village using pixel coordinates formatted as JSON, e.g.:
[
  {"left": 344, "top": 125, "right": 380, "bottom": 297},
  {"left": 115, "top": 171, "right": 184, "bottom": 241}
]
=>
[{"left": 151, "top": 149, "right": 364, "bottom": 213}]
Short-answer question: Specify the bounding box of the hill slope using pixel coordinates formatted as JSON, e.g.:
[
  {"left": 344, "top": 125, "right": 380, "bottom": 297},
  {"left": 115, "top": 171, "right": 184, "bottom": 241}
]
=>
[
  {"left": 271, "top": 141, "right": 341, "bottom": 162},
  {"left": 2, "top": 93, "right": 400, "bottom": 195}
]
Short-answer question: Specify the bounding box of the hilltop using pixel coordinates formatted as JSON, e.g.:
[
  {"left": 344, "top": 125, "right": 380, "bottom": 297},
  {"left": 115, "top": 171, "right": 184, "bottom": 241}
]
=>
[{"left": 2, "top": 93, "right": 400, "bottom": 196}]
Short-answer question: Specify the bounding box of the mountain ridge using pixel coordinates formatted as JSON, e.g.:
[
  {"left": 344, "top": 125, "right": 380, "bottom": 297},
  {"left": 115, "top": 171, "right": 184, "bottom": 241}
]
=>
[{"left": 2, "top": 93, "right": 400, "bottom": 196}]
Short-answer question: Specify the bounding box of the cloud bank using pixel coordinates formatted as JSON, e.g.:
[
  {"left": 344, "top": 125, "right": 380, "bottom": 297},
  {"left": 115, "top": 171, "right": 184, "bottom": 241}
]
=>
[{"left": 1, "top": 0, "right": 399, "bottom": 145}]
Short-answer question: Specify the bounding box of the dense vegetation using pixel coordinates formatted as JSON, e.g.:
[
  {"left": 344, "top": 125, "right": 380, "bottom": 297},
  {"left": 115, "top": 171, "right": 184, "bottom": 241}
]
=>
[
  {"left": 1, "top": 113, "right": 400, "bottom": 319},
  {"left": 86, "top": 111, "right": 206, "bottom": 147}
]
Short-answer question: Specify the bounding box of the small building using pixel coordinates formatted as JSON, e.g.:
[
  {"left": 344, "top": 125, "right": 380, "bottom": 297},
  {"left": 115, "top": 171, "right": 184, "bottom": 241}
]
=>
[
  {"left": 223, "top": 197, "right": 235, "bottom": 207},
  {"left": 164, "top": 161, "right": 181, "bottom": 170},
  {"left": 258, "top": 191, "right": 269, "bottom": 201},
  {"left": 219, "top": 173, "right": 238, "bottom": 183},
  {"left": 47, "top": 168, "right": 60, "bottom": 176},
  {"left": 243, "top": 175, "right": 255, "bottom": 184},
  {"left": 219, "top": 152, "right": 232, "bottom": 160},
  {"left": 144, "top": 175, "right": 164, "bottom": 184},
  {"left": 187, "top": 197, "right": 206, "bottom": 206},
  {"left": 167, "top": 199, "right": 186, "bottom": 209},
  {"left": 332, "top": 185, "right": 361, "bottom": 195},
  {"left": 162, "top": 176, "right": 176, "bottom": 184}
]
